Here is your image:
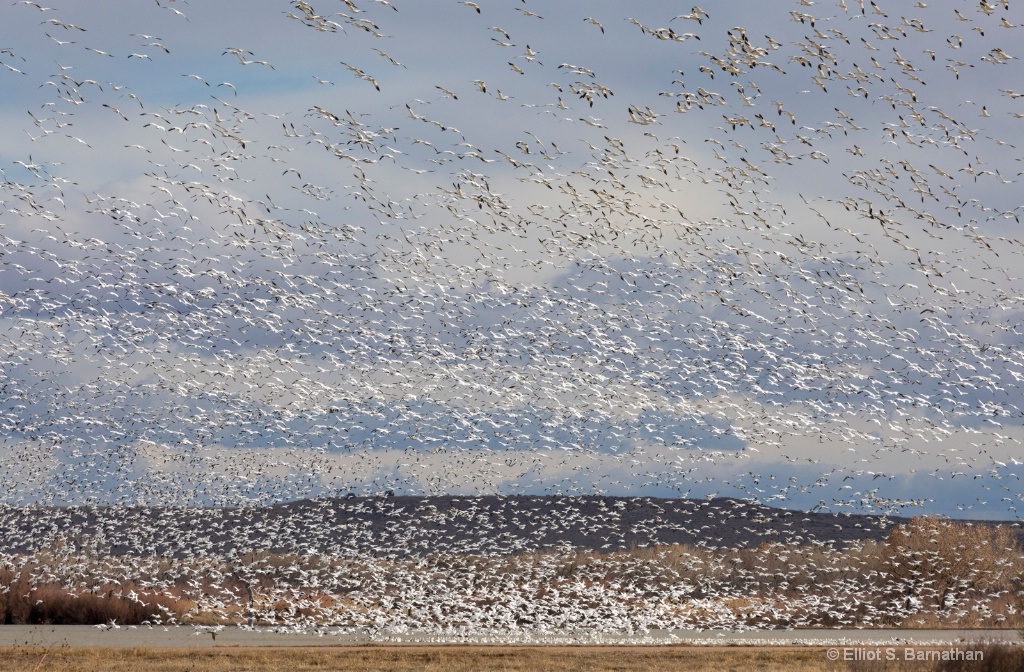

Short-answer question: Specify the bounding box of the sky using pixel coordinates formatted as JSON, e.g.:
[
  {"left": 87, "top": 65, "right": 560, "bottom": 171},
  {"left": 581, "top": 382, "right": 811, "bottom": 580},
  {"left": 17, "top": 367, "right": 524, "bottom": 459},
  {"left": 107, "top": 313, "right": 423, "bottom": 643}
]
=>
[{"left": 1, "top": 0, "right": 1024, "bottom": 518}]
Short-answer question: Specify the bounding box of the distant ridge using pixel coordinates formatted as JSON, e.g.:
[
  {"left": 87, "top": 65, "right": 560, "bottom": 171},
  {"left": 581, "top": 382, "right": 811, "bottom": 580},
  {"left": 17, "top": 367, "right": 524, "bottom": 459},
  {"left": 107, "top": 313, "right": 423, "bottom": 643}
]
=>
[{"left": 1, "top": 496, "right": 1019, "bottom": 559}]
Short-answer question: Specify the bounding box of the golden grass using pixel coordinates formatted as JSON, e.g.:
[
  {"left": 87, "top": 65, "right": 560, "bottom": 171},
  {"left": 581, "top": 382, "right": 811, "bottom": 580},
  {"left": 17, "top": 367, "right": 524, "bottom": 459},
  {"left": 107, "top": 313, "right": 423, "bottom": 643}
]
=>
[
  {"left": 7, "top": 643, "right": 1020, "bottom": 672},
  {"left": 0, "top": 645, "right": 879, "bottom": 672}
]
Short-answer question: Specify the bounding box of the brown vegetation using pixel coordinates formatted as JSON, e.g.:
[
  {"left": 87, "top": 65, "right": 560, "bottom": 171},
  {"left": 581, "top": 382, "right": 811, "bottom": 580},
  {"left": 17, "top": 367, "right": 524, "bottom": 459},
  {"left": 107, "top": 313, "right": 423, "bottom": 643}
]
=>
[
  {"left": 0, "top": 644, "right": 1022, "bottom": 672},
  {"left": 844, "top": 644, "right": 1024, "bottom": 672},
  {"left": 883, "top": 517, "right": 1022, "bottom": 616},
  {"left": 0, "top": 561, "right": 185, "bottom": 627},
  {"left": 0, "top": 645, "right": 875, "bottom": 672}
]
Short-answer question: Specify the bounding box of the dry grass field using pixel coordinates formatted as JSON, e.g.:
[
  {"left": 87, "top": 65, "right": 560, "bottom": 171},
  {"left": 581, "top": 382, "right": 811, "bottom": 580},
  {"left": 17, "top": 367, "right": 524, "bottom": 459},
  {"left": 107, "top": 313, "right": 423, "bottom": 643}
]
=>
[
  {"left": 0, "top": 645, "right": 883, "bottom": 672},
  {"left": 2, "top": 644, "right": 1022, "bottom": 672}
]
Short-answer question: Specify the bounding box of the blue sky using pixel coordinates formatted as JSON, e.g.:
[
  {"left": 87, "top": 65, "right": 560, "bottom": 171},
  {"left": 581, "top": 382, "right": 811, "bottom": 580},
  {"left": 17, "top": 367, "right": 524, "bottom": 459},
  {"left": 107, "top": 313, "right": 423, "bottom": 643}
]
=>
[{"left": 2, "top": 0, "right": 1024, "bottom": 518}]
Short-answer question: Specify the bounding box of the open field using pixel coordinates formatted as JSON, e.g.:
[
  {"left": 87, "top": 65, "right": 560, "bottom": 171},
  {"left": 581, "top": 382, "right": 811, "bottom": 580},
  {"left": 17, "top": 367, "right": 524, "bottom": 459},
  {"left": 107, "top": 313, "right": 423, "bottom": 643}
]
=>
[
  {"left": 0, "top": 645, "right": 817, "bottom": 672},
  {"left": 0, "top": 645, "right": 990, "bottom": 672},
  {"left": 3, "top": 644, "right": 1024, "bottom": 672}
]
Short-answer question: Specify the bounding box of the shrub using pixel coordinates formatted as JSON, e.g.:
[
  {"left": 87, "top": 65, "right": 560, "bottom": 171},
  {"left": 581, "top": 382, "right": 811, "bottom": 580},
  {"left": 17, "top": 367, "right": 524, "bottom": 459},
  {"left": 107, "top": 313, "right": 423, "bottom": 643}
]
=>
[{"left": 883, "top": 517, "right": 1022, "bottom": 614}]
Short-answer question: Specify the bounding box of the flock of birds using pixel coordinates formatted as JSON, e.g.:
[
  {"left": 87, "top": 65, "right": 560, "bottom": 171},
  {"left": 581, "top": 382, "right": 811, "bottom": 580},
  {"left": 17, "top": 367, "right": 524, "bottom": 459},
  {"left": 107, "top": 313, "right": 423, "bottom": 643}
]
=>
[
  {"left": 4, "top": 496, "right": 1020, "bottom": 634},
  {"left": 1, "top": 0, "right": 1024, "bottom": 632}
]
